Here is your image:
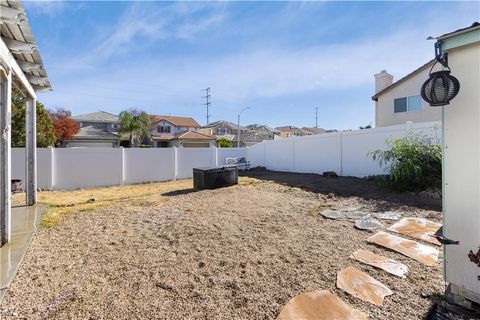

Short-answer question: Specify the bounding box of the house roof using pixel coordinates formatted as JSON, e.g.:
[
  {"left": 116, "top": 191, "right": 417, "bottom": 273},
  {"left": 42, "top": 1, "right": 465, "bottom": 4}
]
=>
[
  {"left": 301, "top": 127, "right": 326, "bottom": 135},
  {"left": 233, "top": 130, "right": 275, "bottom": 144},
  {"left": 152, "top": 130, "right": 215, "bottom": 141},
  {"left": 275, "top": 126, "right": 301, "bottom": 132},
  {"left": 371, "top": 59, "right": 435, "bottom": 101},
  {"left": 437, "top": 22, "right": 480, "bottom": 41},
  {"left": 70, "top": 125, "right": 118, "bottom": 141},
  {"left": 1, "top": 0, "right": 51, "bottom": 92},
  {"left": 151, "top": 115, "right": 200, "bottom": 128},
  {"left": 71, "top": 111, "right": 119, "bottom": 123},
  {"left": 202, "top": 120, "right": 246, "bottom": 131},
  {"left": 245, "top": 124, "right": 280, "bottom": 133}
]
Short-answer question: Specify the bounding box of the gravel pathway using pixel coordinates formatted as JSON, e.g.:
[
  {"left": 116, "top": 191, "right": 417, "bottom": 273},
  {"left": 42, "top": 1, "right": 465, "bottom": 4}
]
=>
[{"left": 0, "top": 172, "right": 443, "bottom": 319}]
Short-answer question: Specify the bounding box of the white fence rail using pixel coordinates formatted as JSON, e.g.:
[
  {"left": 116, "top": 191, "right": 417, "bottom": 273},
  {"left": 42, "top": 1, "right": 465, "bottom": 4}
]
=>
[
  {"left": 12, "top": 147, "right": 248, "bottom": 190},
  {"left": 247, "top": 121, "right": 441, "bottom": 178}
]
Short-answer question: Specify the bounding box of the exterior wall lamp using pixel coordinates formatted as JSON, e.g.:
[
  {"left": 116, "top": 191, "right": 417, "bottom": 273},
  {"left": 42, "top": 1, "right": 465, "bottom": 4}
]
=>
[{"left": 421, "top": 41, "right": 460, "bottom": 107}]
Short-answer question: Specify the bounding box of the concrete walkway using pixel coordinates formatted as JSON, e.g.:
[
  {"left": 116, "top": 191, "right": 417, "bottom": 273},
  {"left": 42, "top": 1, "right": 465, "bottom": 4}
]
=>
[{"left": 0, "top": 204, "right": 44, "bottom": 303}]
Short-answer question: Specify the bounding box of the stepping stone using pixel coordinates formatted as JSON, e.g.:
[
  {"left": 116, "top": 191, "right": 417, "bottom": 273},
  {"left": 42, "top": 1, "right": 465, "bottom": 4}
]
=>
[
  {"left": 337, "top": 266, "right": 393, "bottom": 306},
  {"left": 276, "top": 290, "right": 367, "bottom": 320},
  {"left": 355, "top": 219, "right": 383, "bottom": 231},
  {"left": 350, "top": 249, "right": 408, "bottom": 278},
  {"left": 388, "top": 218, "right": 442, "bottom": 245},
  {"left": 320, "top": 209, "right": 343, "bottom": 220},
  {"left": 367, "top": 231, "right": 439, "bottom": 266},
  {"left": 373, "top": 211, "right": 402, "bottom": 221},
  {"left": 346, "top": 211, "right": 370, "bottom": 219}
]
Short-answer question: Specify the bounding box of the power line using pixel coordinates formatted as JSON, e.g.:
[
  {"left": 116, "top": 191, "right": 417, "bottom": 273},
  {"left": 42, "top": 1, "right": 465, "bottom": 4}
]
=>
[
  {"left": 202, "top": 87, "right": 212, "bottom": 125},
  {"left": 314, "top": 107, "right": 319, "bottom": 128}
]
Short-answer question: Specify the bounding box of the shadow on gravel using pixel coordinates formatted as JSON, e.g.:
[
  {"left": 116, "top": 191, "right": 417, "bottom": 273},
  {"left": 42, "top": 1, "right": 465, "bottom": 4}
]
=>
[
  {"left": 241, "top": 168, "right": 441, "bottom": 212},
  {"left": 162, "top": 188, "right": 200, "bottom": 197}
]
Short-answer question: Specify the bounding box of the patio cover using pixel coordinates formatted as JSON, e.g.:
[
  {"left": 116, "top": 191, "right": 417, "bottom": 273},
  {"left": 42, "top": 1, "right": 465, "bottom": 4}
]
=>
[{"left": 1, "top": 0, "right": 51, "bottom": 245}]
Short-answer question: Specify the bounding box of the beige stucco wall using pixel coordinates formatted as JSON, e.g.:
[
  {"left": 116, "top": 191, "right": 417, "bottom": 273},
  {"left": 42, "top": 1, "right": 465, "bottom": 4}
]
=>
[
  {"left": 375, "top": 67, "right": 442, "bottom": 127},
  {"left": 443, "top": 41, "right": 480, "bottom": 302}
]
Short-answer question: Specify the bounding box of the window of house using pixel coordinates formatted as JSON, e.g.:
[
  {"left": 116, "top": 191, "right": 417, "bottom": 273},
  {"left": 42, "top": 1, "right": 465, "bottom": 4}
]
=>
[
  {"left": 394, "top": 95, "right": 422, "bottom": 113},
  {"left": 157, "top": 126, "right": 171, "bottom": 133}
]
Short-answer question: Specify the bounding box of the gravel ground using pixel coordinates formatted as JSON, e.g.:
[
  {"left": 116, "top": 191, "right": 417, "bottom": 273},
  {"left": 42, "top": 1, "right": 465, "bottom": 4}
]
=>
[{"left": 1, "top": 171, "right": 444, "bottom": 319}]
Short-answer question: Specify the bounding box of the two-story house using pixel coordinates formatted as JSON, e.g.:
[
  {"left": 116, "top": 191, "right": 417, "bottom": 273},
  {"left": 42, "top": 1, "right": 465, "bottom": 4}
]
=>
[
  {"left": 372, "top": 61, "right": 441, "bottom": 127},
  {"left": 275, "top": 126, "right": 304, "bottom": 138},
  {"left": 150, "top": 115, "right": 216, "bottom": 148},
  {"left": 65, "top": 111, "right": 120, "bottom": 147}
]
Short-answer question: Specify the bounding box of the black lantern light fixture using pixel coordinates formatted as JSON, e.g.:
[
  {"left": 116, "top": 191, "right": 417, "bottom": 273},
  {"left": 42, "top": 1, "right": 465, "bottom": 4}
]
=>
[{"left": 420, "top": 41, "right": 460, "bottom": 107}]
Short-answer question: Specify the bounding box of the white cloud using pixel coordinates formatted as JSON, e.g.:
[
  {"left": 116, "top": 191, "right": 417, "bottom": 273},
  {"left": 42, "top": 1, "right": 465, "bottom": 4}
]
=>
[
  {"left": 39, "top": 2, "right": 477, "bottom": 118},
  {"left": 81, "top": 2, "right": 226, "bottom": 62},
  {"left": 23, "top": 0, "right": 82, "bottom": 17}
]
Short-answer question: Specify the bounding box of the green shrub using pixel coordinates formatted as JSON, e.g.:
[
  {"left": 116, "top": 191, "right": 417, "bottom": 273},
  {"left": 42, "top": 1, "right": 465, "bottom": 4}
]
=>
[
  {"left": 370, "top": 132, "right": 441, "bottom": 193},
  {"left": 217, "top": 137, "right": 233, "bottom": 148}
]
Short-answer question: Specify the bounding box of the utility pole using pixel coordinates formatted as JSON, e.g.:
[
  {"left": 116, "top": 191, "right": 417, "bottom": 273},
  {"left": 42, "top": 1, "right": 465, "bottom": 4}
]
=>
[
  {"left": 314, "top": 107, "right": 319, "bottom": 128},
  {"left": 202, "top": 88, "right": 211, "bottom": 125},
  {"left": 237, "top": 107, "right": 249, "bottom": 148}
]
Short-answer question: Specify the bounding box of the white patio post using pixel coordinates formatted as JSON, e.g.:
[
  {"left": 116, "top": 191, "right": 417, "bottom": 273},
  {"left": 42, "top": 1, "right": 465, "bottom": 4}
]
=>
[
  {"left": 25, "top": 96, "right": 37, "bottom": 205},
  {"left": 0, "top": 69, "right": 12, "bottom": 246}
]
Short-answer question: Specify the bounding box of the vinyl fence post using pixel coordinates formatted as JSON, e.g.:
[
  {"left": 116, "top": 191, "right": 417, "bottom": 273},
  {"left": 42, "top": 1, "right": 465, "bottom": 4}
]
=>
[
  {"left": 263, "top": 140, "right": 266, "bottom": 168},
  {"left": 172, "top": 147, "right": 177, "bottom": 181},
  {"left": 48, "top": 146, "right": 54, "bottom": 190},
  {"left": 212, "top": 146, "right": 218, "bottom": 167},
  {"left": 339, "top": 131, "right": 343, "bottom": 176},
  {"left": 120, "top": 147, "right": 125, "bottom": 186},
  {"left": 292, "top": 137, "right": 296, "bottom": 172}
]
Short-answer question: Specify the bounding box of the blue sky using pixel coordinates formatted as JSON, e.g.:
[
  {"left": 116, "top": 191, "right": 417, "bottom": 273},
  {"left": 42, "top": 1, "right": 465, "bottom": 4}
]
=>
[{"left": 24, "top": 1, "right": 479, "bottom": 130}]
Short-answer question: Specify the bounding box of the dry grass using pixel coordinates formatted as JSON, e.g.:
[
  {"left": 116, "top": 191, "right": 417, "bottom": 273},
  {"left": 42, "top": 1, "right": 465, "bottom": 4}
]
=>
[{"left": 12, "top": 177, "right": 260, "bottom": 228}]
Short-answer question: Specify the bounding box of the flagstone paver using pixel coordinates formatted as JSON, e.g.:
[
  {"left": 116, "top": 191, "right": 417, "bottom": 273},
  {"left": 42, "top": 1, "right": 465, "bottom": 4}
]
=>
[
  {"left": 276, "top": 290, "right": 368, "bottom": 320},
  {"left": 350, "top": 249, "right": 409, "bottom": 278},
  {"left": 367, "top": 231, "right": 439, "bottom": 266},
  {"left": 354, "top": 219, "right": 383, "bottom": 231},
  {"left": 388, "top": 218, "right": 442, "bottom": 245},
  {"left": 337, "top": 266, "right": 393, "bottom": 306},
  {"left": 346, "top": 211, "right": 371, "bottom": 219},
  {"left": 373, "top": 211, "right": 402, "bottom": 221},
  {"left": 320, "top": 209, "right": 343, "bottom": 220}
]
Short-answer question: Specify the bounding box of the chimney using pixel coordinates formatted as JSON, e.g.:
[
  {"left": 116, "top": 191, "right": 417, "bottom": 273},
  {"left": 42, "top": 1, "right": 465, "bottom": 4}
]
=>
[{"left": 374, "top": 70, "right": 393, "bottom": 93}]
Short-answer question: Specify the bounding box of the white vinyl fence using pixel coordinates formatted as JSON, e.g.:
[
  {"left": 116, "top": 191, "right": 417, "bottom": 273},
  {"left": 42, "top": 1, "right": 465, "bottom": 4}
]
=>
[
  {"left": 247, "top": 121, "right": 441, "bottom": 178},
  {"left": 11, "top": 122, "right": 440, "bottom": 190},
  {"left": 12, "top": 147, "right": 248, "bottom": 190}
]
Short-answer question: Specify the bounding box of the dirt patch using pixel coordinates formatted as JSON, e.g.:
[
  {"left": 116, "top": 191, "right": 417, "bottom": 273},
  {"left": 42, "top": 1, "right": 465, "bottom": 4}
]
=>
[{"left": 1, "top": 171, "right": 443, "bottom": 319}]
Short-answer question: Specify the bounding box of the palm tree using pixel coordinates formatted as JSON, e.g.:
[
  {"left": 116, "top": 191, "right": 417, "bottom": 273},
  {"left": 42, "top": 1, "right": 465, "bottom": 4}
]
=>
[{"left": 118, "top": 109, "right": 151, "bottom": 147}]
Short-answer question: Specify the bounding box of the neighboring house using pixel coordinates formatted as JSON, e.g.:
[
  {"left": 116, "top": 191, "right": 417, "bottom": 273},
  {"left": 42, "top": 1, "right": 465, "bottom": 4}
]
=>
[
  {"left": 200, "top": 120, "right": 249, "bottom": 146},
  {"left": 372, "top": 61, "right": 441, "bottom": 127},
  {"left": 150, "top": 115, "right": 215, "bottom": 148},
  {"left": 300, "top": 127, "right": 327, "bottom": 135},
  {"left": 228, "top": 124, "right": 279, "bottom": 147},
  {"left": 201, "top": 120, "right": 248, "bottom": 136},
  {"left": 275, "top": 126, "right": 304, "bottom": 138},
  {"left": 245, "top": 124, "right": 280, "bottom": 136},
  {"left": 65, "top": 111, "right": 120, "bottom": 147}
]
